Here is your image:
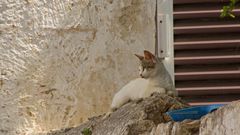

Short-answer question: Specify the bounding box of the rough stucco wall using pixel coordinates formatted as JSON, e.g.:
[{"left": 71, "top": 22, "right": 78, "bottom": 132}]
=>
[{"left": 0, "top": 0, "right": 155, "bottom": 134}]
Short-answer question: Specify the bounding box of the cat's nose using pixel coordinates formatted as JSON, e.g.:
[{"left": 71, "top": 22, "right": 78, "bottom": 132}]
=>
[{"left": 140, "top": 74, "right": 144, "bottom": 78}]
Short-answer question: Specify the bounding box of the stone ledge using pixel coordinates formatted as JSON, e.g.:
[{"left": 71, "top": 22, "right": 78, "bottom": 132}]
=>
[
  {"left": 47, "top": 93, "right": 188, "bottom": 135},
  {"left": 47, "top": 94, "right": 240, "bottom": 135}
]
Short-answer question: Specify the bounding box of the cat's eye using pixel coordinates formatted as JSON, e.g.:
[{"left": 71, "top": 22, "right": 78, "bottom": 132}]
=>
[{"left": 146, "top": 66, "right": 154, "bottom": 70}]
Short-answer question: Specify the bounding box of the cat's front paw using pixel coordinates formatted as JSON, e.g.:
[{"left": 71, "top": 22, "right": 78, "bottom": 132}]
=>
[
  {"left": 167, "top": 90, "right": 178, "bottom": 97},
  {"left": 150, "top": 92, "right": 160, "bottom": 97}
]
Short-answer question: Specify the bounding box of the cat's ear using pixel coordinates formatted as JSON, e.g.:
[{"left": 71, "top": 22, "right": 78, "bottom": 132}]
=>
[
  {"left": 144, "top": 50, "right": 156, "bottom": 63},
  {"left": 135, "top": 54, "right": 144, "bottom": 60}
]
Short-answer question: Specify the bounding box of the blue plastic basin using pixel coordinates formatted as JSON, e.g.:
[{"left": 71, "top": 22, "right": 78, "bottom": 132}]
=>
[{"left": 166, "top": 104, "right": 225, "bottom": 122}]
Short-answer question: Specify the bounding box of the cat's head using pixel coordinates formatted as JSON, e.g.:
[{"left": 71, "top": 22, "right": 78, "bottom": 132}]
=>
[{"left": 135, "top": 50, "right": 163, "bottom": 79}]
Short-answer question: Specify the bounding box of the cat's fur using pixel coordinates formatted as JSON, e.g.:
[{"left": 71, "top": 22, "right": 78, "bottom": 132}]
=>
[{"left": 111, "top": 50, "right": 177, "bottom": 110}]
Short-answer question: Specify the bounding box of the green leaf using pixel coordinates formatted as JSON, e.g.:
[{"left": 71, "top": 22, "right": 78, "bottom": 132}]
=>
[
  {"left": 220, "top": 0, "right": 239, "bottom": 18},
  {"left": 81, "top": 128, "right": 92, "bottom": 135}
]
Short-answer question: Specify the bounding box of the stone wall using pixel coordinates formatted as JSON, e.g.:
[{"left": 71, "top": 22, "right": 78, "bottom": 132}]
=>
[{"left": 0, "top": 0, "right": 155, "bottom": 134}]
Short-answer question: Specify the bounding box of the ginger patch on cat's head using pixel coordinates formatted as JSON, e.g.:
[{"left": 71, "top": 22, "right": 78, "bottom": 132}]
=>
[{"left": 135, "top": 50, "right": 156, "bottom": 64}]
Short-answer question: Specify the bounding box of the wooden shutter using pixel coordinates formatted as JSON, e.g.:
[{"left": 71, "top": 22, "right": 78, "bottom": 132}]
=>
[{"left": 173, "top": 0, "right": 240, "bottom": 105}]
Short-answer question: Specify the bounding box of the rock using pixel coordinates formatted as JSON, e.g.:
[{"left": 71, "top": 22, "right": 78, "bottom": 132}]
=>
[
  {"left": 47, "top": 96, "right": 240, "bottom": 135},
  {"left": 200, "top": 101, "right": 240, "bottom": 135},
  {"left": 152, "top": 120, "right": 200, "bottom": 135},
  {"left": 152, "top": 100, "right": 240, "bottom": 135},
  {"left": 47, "top": 93, "right": 189, "bottom": 135}
]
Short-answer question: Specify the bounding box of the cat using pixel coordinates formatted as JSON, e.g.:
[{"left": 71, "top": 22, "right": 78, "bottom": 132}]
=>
[{"left": 110, "top": 50, "right": 177, "bottom": 111}]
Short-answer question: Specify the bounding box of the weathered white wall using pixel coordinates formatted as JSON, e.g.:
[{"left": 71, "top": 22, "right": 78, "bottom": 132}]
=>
[{"left": 0, "top": 0, "right": 155, "bottom": 134}]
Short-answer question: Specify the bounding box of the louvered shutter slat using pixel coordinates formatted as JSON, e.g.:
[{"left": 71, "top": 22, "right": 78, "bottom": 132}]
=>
[{"left": 175, "top": 40, "right": 240, "bottom": 50}]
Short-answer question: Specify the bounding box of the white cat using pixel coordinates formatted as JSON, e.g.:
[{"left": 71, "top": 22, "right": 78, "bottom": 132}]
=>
[{"left": 111, "top": 50, "right": 177, "bottom": 110}]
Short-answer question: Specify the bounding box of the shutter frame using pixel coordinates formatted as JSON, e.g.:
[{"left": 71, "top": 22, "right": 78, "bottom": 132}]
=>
[{"left": 174, "top": 0, "right": 240, "bottom": 105}]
